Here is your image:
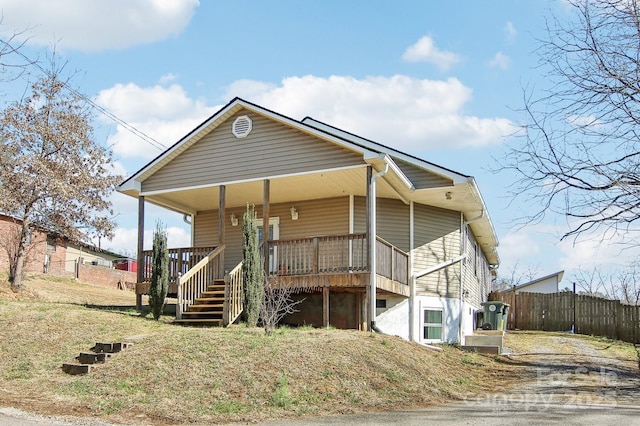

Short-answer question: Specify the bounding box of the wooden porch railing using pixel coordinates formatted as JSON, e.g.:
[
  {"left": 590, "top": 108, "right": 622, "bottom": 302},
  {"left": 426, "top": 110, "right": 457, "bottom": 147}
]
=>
[
  {"left": 268, "top": 233, "right": 368, "bottom": 275},
  {"left": 141, "top": 246, "right": 216, "bottom": 284},
  {"left": 376, "top": 237, "right": 409, "bottom": 285},
  {"left": 176, "top": 245, "right": 225, "bottom": 320},
  {"left": 223, "top": 261, "right": 244, "bottom": 326}
]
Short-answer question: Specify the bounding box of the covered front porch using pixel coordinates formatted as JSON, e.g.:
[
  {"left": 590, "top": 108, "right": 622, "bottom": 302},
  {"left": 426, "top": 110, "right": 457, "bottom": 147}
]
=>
[{"left": 135, "top": 231, "right": 409, "bottom": 328}]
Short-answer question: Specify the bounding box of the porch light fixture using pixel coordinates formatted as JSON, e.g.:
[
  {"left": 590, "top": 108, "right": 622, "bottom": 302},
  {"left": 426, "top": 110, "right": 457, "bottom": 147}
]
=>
[
  {"left": 445, "top": 191, "right": 452, "bottom": 200},
  {"left": 230, "top": 213, "right": 238, "bottom": 226},
  {"left": 290, "top": 206, "right": 298, "bottom": 220}
]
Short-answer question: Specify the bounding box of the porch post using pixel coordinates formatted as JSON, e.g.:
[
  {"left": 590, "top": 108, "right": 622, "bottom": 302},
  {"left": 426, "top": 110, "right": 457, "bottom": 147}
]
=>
[
  {"left": 218, "top": 185, "right": 226, "bottom": 276},
  {"left": 323, "top": 287, "right": 330, "bottom": 328},
  {"left": 136, "top": 196, "right": 145, "bottom": 311},
  {"left": 263, "top": 179, "right": 270, "bottom": 278}
]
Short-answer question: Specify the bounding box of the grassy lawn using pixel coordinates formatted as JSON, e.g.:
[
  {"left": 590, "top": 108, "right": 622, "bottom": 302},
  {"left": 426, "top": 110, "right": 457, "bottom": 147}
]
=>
[{"left": 0, "top": 274, "right": 637, "bottom": 424}]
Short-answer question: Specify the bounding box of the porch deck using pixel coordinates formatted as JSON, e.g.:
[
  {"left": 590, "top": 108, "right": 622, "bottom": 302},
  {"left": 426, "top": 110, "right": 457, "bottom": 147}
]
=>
[{"left": 135, "top": 233, "right": 409, "bottom": 321}]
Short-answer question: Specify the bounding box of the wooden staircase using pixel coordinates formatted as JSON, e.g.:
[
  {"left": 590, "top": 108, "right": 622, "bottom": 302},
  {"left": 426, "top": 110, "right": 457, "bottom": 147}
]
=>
[{"left": 174, "top": 279, "right": 226, "bottom": 326}]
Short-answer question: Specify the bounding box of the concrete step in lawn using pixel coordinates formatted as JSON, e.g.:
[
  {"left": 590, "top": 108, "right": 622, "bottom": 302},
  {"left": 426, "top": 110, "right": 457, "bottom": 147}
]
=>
[{"left": 61, "top": 341, "right": 132, "bottom": 375}]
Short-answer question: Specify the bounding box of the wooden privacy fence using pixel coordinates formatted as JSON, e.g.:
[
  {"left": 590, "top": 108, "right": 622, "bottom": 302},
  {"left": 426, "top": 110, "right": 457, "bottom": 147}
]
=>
[{"left": 489, "top": 291, "right": 640, "bottom": 344}]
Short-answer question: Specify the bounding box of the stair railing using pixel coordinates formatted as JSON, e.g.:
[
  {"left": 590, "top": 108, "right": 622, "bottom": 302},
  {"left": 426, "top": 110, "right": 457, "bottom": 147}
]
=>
[
  {"left": 223, "top": 261, "right": 244, "bottom": 326},
  {"left": 176, "top": 245, "right": 225, "bottom": 320}
]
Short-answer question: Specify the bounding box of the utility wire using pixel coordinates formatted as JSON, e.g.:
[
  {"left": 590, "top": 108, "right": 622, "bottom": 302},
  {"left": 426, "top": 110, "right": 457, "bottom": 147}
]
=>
[{"left": 1, "top": 38, "right": 167, "bottom": 152}]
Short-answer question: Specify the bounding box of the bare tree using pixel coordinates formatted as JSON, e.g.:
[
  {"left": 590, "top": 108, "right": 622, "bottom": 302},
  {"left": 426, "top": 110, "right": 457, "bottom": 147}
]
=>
[
  {"left": 260, "top": 277, "right": 303, "bottom": 334},
  {"left": 493, "top": 260, "right": 542, "bottom": 291},
  {"left": 0, "top": 60, "right": 121, "bottom": 291},
  {"left": 501, "top": 0, "right": 640, "bottom": 242},
  {"left": 572, "top": 266, "right": 614, "bottom": 298}
]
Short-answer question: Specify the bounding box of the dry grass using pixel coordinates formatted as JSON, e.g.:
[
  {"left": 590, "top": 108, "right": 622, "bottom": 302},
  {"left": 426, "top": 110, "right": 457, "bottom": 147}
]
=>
[
  {"left": 0, "top": 274, "right": 515, "bottom": 424},
  {"left": 1, "top": 275, "right": 637, "bottom": 424}
]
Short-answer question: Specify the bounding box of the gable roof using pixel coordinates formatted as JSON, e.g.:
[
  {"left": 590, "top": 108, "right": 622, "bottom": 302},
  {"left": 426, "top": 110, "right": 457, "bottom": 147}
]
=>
[
  {"left": 514, "top": 271, "right": 565, "bottom": 291},
  {"left": 118, "top": 97, "right": 500, "bottom": 265}
]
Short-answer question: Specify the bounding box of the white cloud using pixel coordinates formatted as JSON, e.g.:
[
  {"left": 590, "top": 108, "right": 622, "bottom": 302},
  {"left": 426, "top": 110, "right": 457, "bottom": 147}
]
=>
[
  {"left": 488, "top": 52, "right": 511, "bottom": 70},
  {"left": 504, "top": 21, "right": 517, "bottom": 42},
  {"left": 159, "top": 73, "right": 178, "bottom": 85},
  {"left": 97, "top": 74, "right": 513, "bottom": 161},
  {"left": 94, "top": 83, "right": 219, "bottom": 160},
  {"left": 0, "top": 0, "right": 199, "bottom": 52},
  {"left": 104, "top": 224, "right": 190, "bottom": 255},
  {"left": 402, "top": 36, "right": 461, "bottom": 71},
  {"left": 557, "top": 229, "right": 640, "bottom": 272},
  {"left": 227, "top": 75, "right": 513, "bottom": 153}
]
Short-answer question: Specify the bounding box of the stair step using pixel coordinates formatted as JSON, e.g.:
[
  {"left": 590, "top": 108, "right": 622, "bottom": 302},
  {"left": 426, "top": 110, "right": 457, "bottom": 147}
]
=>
[
  {"left": 174, "top": 318, "right": 224, "bottom": 326},
  {"left": 76, "top": 352, "right": 111, "bottom": 364},
  {"left": 62, "top": 363, "right": 95, "bottom": 375},
  {"left": 90, "top": 342, "right": 133, "bottom": 354},
  {"left": 194, "top": 297, "right": 224, "bottom": 303},
  {"left": 182, "top": 311, "right": 223, "bottom": 317},
  {"left": 190, "top": 302, "right": 224, "bottom": 310}
]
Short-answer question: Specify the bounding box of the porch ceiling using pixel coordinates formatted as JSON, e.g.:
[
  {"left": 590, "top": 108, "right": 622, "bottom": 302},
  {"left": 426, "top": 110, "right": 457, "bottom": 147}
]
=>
[{"left": 145, "top": 166, "right": 400, "bottom": 213}]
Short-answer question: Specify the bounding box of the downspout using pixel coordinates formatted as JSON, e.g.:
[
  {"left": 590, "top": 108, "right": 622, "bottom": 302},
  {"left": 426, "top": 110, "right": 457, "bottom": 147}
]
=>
[
  {"left": 459, "top": 213, "right": 465, "bottom": 345},
  {"left": 370, "top": 162, "right": 389, "bottom": 333}
]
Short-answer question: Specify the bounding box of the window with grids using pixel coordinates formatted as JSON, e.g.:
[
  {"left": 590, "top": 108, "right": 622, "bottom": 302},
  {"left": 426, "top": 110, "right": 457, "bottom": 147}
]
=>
[{"left": 422, "top": 309, "right": 443, "bottom": 341}]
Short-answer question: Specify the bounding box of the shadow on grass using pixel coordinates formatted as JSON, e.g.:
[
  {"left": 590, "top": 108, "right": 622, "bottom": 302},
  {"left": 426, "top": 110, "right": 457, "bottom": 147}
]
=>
[{"left": 74, "top": 302, "right": 177, "bottom": 321}]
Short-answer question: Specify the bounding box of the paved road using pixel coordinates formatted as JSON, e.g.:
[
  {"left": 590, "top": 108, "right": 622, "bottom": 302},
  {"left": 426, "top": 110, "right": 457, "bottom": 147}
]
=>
[{"left": 262, "top": 402, "right": 640, "bottom": 425}]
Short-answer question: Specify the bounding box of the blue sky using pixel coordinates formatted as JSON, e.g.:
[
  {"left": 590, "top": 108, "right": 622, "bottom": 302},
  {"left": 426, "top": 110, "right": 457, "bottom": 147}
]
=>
[{"left": 0, "top": 0, "right": 626, "bottom": 285}]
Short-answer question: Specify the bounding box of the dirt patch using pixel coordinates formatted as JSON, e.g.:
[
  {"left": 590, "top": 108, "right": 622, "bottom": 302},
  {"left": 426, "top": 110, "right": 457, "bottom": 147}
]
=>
[{"left": 499, "top": 331, "right": 640, "bottom": 408}]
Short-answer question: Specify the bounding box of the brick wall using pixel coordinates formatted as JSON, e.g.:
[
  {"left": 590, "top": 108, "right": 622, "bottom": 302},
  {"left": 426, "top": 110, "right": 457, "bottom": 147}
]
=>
[
  {"left": 0, "top": 216, "right": 60, "bottom": 275},
  {"left": 77, "top": 263, "right": 136, "bottom": 290}
]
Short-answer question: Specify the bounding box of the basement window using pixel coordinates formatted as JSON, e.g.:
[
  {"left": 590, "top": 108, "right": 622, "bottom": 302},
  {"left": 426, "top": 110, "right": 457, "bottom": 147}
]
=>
[
  {"left": 376, "top": 299, "right": 387, "bottom": 309},
  {"left": 422, "top": 309, "right": 443, "bottom": 342}
]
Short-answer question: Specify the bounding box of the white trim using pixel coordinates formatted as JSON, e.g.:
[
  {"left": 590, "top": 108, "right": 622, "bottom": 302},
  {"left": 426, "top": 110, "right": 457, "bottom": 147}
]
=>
[
  {"left": 382, "top": 155, "right": 414, "bottom": 191},
  {"left": 118, "top": 179, "right": 141, "bottom": 193},
  {"left": 409, "top": 201, "right": 415, "bottom": 342},
  {"left": 421, "top": 307, "right": 445, "bottom": 343},
  {"left": 348, "top": 195, "right": 354, "bottom": 234},
  {"left": 348, "top": 194, "right": 354, "bottom": 268},
  {"left": 414, "top": 255, "right": 466, "bottom": 279},
  {"left": 139, "top": 164, "right": 368, "bottom": 197}
]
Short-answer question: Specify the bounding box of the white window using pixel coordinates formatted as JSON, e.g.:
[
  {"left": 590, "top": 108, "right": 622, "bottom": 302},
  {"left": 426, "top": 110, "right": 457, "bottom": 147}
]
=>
[{"left": 422, "top": 309, "right": 443, "bottom": 341}]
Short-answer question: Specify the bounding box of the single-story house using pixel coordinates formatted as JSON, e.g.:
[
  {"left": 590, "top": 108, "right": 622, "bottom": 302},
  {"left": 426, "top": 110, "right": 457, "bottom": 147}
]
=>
[
  {"left": 118, "top": 97, "right": 500, "bottom": 344},
  {"left": 0, "top": 213, "right": 132, "bottom": 287},
  {"left": 510, "top": 271, "right": 565, "bottom": 294}
]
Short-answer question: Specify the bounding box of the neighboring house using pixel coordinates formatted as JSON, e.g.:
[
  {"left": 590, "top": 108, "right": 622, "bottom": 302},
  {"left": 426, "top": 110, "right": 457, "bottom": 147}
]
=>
[
  {"left": 0, "top": 213, "right": 134, "bottom": 288},
  {"left": 0, "top": 213, "right": 65, "bottom": 275},
  {"left": 510, "top": 271, "right": 565, "bottom": 294},
  {"left": 118, "top": 97, "right": 500, "bottom": 344}
]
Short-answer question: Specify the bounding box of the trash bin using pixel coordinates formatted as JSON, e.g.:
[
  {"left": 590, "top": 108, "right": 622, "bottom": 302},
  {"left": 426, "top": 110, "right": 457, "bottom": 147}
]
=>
[{"left": 480, "top": 301, "right": 510, "bottom": 331}]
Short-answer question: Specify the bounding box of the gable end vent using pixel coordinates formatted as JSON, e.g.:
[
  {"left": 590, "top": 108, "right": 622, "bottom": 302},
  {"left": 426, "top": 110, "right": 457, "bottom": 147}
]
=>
[{"left": 232, "top": 115, "right": 252, "bottom": 138}]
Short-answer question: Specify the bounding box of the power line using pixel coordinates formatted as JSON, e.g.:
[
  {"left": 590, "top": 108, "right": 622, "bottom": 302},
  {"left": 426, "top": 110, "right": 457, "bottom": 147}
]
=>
[{"left": 0, "top": 38, "right": 167, "bottom": 152}]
